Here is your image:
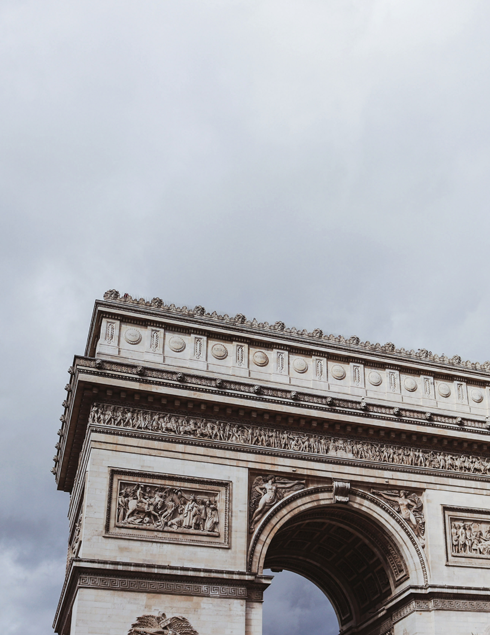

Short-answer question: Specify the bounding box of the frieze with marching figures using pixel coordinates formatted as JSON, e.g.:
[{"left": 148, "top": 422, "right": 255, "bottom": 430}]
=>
[{"left": 90, "top": 403, "right": 490, "bottom": 478}]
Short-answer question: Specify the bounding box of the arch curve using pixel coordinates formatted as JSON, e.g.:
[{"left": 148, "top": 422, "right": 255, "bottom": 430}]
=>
[{"left": 249, "top": 486, "right": 428, "bottom": 629}]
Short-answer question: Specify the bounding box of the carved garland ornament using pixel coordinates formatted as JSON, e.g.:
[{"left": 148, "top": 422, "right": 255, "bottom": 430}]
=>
[{"left": 90, "top": 403, "right": 490, "bottom": 478}]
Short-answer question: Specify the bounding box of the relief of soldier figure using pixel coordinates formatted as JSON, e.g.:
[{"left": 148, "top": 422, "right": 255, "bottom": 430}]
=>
[{"left": 117, "top": 482, "right": 220, "bottom": 535}]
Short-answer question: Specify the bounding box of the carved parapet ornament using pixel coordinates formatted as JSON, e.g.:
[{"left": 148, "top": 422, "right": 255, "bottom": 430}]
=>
[{"left": 102, "top": 290, "right": 490, "bottom": 374}]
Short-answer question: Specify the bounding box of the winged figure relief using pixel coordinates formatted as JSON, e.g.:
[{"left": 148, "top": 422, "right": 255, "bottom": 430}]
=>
[
  {"left": 371, "top": 489, "right": 425, "bottom": 546},
  {"left": 249, "top": 475, "right": 305, "bottom": 532},
  {"left": 128, "top": 611, "right": 199, "bottom": 635}
]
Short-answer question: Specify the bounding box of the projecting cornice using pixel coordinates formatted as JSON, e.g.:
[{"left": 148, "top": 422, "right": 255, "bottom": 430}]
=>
[{"left": 99, "top": 289, "right": 490, "bottom": 375}]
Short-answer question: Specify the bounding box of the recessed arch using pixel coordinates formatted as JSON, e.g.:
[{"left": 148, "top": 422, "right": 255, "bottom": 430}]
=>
[{"left": 248, "top": 486, "right": 428, "bottom": 630}]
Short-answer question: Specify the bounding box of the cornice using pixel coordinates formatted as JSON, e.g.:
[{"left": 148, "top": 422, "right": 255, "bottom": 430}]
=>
[
  {"left": 53, "top": 354, "right": 490, "bottom": 491},
  {"left": 75, "top": 358, "right": 490, "bottom": 434},
  {"left": 95, "top": 290, "right": 490, "bottom": 377}
]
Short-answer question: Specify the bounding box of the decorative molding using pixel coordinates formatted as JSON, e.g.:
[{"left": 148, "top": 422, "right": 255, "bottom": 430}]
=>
[
  {"left": 106, "top": 470, "right": 231, "bottom": 548},
  {"left": 103, "top": 290, "right": 490, "bottom": 374},
  {"left": 392, "top": 598, "right": 490, "bottom": 623},
  {"left": 79, "top": 575, "right": 250, "bottom": 599},
  {"left": 75, "top": 357, "right": 490, "bottom": 434},
  {"left": 89, "top": 403, "right": 490, "bottom": 480}
]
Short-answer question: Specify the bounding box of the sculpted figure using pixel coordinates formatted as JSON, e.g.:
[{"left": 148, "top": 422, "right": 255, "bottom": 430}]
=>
[
  {"left": 182, "top": 494, "right": 197, "bottom": 528},
  {"left": 373, "top": 489, "right": 425, "bottom": 545},
  {"left": 204, "top": 500, "right": 219, "bottom": 532},
  {"left": 249, "top": 475, "right": 305, "bottom": 532}
]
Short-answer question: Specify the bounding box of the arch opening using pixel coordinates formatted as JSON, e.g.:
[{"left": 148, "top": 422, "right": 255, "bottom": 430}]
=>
[
  {"left": 260, "top": 503, "right": 410, "bottom": 631},
  {"left": 262, "top": 568, "right": 339, "bottom": 635}
]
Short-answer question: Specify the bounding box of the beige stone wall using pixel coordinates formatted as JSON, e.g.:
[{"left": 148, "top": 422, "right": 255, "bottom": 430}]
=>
[
  {"left": 80, "top": 445, "right": 249, "bottom": 571},
  {"left": 71, "top": 588, "right": 247, "bottom": 635},
  {"left": 395, "top": 609, "right": 490, "bottom": 635}
]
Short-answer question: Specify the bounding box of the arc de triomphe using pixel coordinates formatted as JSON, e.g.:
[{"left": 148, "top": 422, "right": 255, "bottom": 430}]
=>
[{"left": 53, "top": 291, "right": 490, "bottom": 635}]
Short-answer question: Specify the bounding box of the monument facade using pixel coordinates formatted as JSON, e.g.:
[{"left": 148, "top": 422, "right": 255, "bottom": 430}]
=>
[{"left": 53, "top": 291, "right": 490, "bottom": 634}]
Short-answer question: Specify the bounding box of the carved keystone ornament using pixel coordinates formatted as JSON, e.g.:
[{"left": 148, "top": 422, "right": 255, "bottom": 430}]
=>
[{"left": 333, "top": 480, "right": 351, "bottom": 503}]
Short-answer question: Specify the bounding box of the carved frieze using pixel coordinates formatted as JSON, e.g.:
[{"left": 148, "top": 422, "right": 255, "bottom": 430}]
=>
[
  {"left": 106, "top": 470, "right": 231, "bottom": 548},
  {"left": 371, "top": 489, "right": 425, "bottom": 546},
  {"left": 91, "top": 403, "right": 490, "bottom": 478},
  {"left": 249, "top": 475, "right": 305, "bottom": 532},
  {"left": 444, "top": 507, "right": 490, "bottom": 567}
]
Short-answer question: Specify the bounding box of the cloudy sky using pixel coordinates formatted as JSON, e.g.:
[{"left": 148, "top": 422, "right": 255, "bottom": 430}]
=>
[{"left": 2, "top": 1, "right": 490, "bottom": 633}]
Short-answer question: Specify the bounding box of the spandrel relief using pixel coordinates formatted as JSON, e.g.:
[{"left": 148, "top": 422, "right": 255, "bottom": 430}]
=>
[
  {"left": 371, "top": 489, "right": 425, "bottom": 546},
  {"left": 249, "top": 475, "right": 305, "bottom": 532},
  {"left": 106, "top": 470, "right": 231, "bottom": 548}
]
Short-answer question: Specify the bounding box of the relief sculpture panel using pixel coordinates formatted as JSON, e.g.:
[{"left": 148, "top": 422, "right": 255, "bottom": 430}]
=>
[
  {"left": 106, "top": 470, "right": 231, "bottom": 548},
  {"left": 445, "top": 507, "right": 490, "bottom": 567},
  {"left": 90, "top": 403, "right": 490, "bottom": 479}
]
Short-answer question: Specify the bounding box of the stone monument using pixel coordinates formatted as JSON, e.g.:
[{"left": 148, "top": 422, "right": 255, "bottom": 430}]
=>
[{"left": 52, "top": 291, "right": 490, "bottom": 634}]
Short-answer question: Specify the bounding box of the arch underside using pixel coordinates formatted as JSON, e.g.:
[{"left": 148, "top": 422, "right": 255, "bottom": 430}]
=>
[{"left": 263, "top": 505, "right": 409, "bottom": 629}]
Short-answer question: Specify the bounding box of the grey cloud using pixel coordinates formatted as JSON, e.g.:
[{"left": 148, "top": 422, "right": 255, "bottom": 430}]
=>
[{"left": 2, "top": 1, "right": 490, "bottom": 633}]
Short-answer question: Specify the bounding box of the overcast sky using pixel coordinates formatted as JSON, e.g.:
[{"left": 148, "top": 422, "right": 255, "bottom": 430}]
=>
[{"left": 2, "top": 1, "right": 490, "bottom": 633}]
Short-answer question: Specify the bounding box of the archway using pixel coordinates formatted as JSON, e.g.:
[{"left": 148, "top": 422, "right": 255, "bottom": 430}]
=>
[
  {"left": 262, "top": 568, "right": 339, "bottom": 635},
  {"left": 250, "top": 487, "right": 426, "bottom": 633}
]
